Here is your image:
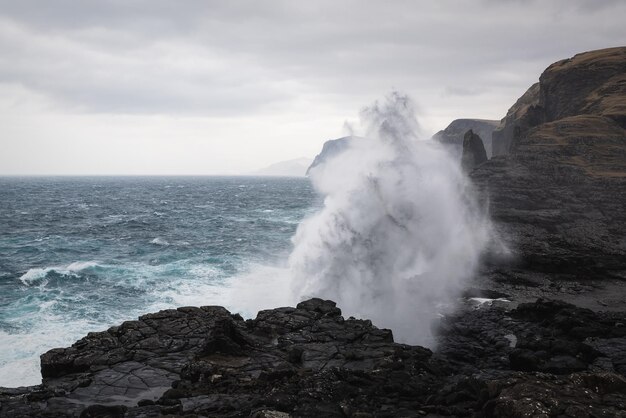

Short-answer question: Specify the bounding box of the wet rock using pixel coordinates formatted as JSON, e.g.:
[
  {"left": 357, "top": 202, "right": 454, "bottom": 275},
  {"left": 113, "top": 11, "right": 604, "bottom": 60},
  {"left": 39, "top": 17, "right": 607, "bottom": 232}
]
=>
[
  {"left": 483, "top": 372, "right": 626, "bottom": 418},
  {"left": 2, "top": 297, "right": 626, "bottom": 417}
]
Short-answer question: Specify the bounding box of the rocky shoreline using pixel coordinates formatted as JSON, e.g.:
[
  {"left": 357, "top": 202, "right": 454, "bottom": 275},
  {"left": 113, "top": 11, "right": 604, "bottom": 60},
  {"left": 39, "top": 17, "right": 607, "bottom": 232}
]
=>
[
  {"left": 1, "top": 293, "right": 625, "bottom": 417},
  {"left": 1, "top": 46, "right": 625, "bottom": 417}
]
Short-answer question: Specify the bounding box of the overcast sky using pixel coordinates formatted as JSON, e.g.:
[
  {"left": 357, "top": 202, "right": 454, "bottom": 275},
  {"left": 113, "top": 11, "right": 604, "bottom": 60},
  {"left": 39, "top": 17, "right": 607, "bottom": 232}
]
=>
[{"left": 0, "top": 0, "right": 624, "bottom": 175}]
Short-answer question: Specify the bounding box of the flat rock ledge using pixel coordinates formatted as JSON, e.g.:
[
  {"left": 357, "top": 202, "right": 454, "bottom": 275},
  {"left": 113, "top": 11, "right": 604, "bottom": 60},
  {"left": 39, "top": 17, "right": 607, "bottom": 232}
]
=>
[{"left": 1, "top": 298, "right": 625, "bottom": 417}]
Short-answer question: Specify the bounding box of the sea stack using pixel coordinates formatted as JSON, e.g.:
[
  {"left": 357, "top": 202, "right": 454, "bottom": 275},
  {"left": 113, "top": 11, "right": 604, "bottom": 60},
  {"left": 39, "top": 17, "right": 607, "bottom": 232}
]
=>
[{"left": 461, "top": 129, "right": 488, "bottom": 171}]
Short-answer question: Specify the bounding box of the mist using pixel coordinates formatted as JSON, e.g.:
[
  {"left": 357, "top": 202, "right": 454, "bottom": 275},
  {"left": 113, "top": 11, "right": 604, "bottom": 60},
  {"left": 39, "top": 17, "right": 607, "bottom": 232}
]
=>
[{"left": 288, "top": 92, "right": 492, "bottom": 346}]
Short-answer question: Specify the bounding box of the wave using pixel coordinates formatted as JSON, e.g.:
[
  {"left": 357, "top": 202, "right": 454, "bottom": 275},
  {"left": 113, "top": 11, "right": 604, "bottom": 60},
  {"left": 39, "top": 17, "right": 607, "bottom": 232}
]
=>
[
  {"left": 288, "top": 92, "right": 494, "bottom": 346},
  {"left": 19, "top": 261, "right": 100, "bottom": 286},
  {"left": 150, "top": 237, "right": 170, "bottom": 246}
]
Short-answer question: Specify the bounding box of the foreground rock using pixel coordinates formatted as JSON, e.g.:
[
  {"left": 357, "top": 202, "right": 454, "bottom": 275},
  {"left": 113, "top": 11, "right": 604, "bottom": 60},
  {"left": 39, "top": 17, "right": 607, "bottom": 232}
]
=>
[
  {"left": 472, "top": 46, "right": 626, "bottom": 277},
  {"left": 2, "top": 297, "right": 626, "bottom": 417}
]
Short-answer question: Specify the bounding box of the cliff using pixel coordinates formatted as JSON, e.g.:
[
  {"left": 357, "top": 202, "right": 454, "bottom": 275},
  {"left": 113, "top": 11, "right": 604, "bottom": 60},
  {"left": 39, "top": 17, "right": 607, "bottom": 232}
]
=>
[
  {"left": 491, "top": 82, "right": 541, "bottom": 156},
  {"left": 492, "top": 47, "right": 626, "bottom": 156},
  {"left": 472, "top": 46, "right": 626, "bottom": 277},
  {"left": 306, "top": 136, "right": 358, "bottom": 175}
]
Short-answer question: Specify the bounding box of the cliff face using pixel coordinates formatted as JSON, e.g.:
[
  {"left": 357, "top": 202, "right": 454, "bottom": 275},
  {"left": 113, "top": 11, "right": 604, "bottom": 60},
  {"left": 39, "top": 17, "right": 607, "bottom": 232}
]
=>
[
  {"left": 492, "top": 47, "right": 626, "bottom": 157},
  {"left": 539, "top": 47, "right": 626, "bottom": 127},
  {"left": 491, "top": 82, "right": 541, "bottom": 156},
  {"left": 433, "top": 118, "right": 499, "bottom": 158},
  {"left": 306, "top": 136, "right": 357, "bottom": 175},
  {"left": 473, "top": 47, "right": 626, "bottom": 277}
]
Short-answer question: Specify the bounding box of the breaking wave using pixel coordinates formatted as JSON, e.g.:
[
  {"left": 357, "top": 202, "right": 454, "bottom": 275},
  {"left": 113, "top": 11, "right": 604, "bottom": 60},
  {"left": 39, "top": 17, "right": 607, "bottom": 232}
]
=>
[{"left": 288, "top": 92, "right": 492, "bottom": 345}]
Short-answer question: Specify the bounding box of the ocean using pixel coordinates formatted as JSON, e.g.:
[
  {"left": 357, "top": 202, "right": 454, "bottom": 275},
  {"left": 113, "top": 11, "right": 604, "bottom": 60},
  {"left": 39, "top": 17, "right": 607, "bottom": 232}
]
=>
[{"left": 0, "top": 176, "right": 317, "bottom": 387}]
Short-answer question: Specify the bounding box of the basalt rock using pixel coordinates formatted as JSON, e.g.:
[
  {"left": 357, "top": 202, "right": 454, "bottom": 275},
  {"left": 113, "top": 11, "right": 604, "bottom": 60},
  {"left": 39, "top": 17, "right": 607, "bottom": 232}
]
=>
[
  {"left": 433, "top": 119, "right": 499, "bottom": 158},
  {"left": 2, "top": 297, "right": 626, "bottom": 417},
  {"left": 472, "top": 47, "right": 626, "bottom": 277},
  {"left": 0, "top": 299, "right": 436, "bottom": 417},
  {"left": 461, "top": 129, "right": 488, "bottom": 171},
  {"left": 491, "top": 82, "right": 541, "bottom": 157}
]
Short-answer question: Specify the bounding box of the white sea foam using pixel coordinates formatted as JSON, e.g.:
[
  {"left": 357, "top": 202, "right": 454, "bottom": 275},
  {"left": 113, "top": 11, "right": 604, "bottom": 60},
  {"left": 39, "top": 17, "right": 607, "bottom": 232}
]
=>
[
  {"left": 18, "top": 261, "right": 100, "bottom": 286},
  {"left": 286, "top": 92, "right": 494, "bottom": 346},
  {"left": 18, "top": 267, "right": 53, "bottom": 284},
  {"left": 223, "top": 265, "right": 294, "bottom": 317},
  {"left": 150, "top": 237, "right": 170, "bottom": 246},
  {"left": 66, "top": 261, "right": 99, "bottom": 271},
  {"left": 468, "top": 297, "right": 511, "bottom": 308},
  {"left": 0, "top": 313, "right": 101, "bottom": 387}
]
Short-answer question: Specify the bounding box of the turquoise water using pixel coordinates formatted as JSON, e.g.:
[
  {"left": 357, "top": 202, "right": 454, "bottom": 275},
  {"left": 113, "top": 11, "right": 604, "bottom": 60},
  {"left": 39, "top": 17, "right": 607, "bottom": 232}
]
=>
[{"left": 0, "top": 176, "right": 316, "bottom": 387}]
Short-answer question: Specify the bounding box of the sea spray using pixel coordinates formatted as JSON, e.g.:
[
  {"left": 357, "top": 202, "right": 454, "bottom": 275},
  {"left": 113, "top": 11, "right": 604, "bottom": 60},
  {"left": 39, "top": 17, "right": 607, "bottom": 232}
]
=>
[{"left": 288, "top": 92, "right": 492, "bottom": 346}]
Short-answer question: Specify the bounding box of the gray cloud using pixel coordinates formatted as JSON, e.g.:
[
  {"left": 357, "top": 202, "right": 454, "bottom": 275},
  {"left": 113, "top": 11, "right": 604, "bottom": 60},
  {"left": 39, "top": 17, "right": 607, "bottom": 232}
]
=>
[{"left": 0, "top": 0, "right": 624, "bottom": 117}]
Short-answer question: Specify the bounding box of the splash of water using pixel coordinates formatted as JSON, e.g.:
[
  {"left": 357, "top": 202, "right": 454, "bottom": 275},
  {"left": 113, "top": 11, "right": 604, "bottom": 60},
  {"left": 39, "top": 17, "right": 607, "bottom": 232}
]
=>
[{"left": 288, "top": 92, "right": 492, "bottom": 346}]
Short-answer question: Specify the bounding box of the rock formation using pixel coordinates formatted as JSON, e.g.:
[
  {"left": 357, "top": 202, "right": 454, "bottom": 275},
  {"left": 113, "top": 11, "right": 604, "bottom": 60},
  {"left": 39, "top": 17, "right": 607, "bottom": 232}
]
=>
[
  {"left": 306, "top": 136, "right": 357, "bottom": 175},
  {"left": 472, "top": 46, "right": 626, "bottom": 277},
  {"left": 461, "top": 129, "right": 488, "bottom": 171},
  {"left": 2, "top": 297, "right": 625, "bottom": 417},
  {"left": 433, "top": 119, "right": 499, "bottom": 158},
  {"left": 492, "top": 47, "right": 626, "bottom": 157},
  {"left": 491, "top": 82, "right": 541, "bottom": 156}
]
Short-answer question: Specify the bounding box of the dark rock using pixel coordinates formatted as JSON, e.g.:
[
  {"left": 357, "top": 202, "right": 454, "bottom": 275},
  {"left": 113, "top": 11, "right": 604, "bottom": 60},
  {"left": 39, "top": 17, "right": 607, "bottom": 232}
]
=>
[
  {"left": 3, "top": 297, "right": 626, "bottom": 417},
  {"left": 473, "top": 47, "right": 626, "bottom": 277},
  {"left": 509, "top": 349, "right": 540, "bottom": 372},
  {"left": 432, "top": 118, "right": 499, "bottom": 158},
  {"left": 542, "top": 355, "right": 587, "bottom": 374},
  {"left": 491, "top": 82, "right": 541, "bottom": 156},
  {"left": 79, "top": 404, "right": 127, "bottom": 418},
  {"left": 461, "top": 129, "right": 488, "bottom": 171},
  {"left": 483, "top": 372, "right": 626, "bottom": 417}
]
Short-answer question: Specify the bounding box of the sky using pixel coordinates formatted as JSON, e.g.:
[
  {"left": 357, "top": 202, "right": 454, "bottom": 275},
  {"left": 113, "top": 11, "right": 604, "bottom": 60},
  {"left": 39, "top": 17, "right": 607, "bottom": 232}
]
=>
[{"left": 0, "top": 0, "right": 624, "bottom": 175}]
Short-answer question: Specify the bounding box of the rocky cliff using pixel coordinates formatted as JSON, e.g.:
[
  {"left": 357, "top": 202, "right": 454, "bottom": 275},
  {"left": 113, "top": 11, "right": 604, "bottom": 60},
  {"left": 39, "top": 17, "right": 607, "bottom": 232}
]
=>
[
  {"left": 306, "top": 136, "right": 358, "bottom": 175},
  {"left": 433, "top": 119, "right": 499, "bottom": 158},
  {"left": 491, "top": 82, "right": 541, "bottom": 156},
  {"left": 472, "top": 46, "right": 626, "bottom": 278}
]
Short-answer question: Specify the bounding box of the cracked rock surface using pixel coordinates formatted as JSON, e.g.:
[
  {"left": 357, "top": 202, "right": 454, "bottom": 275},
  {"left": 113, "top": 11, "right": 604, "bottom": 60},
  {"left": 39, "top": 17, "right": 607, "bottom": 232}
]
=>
[{"left": 1, "top": 297, "right": 626, "bottom": 417}]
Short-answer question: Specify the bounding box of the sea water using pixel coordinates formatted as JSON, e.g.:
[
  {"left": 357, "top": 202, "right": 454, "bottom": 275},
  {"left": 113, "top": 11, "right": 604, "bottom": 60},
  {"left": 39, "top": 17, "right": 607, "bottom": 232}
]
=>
[{"left": 0, "top": 176, "right": 316, "bottom": 387}]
